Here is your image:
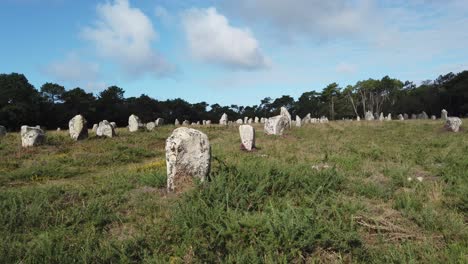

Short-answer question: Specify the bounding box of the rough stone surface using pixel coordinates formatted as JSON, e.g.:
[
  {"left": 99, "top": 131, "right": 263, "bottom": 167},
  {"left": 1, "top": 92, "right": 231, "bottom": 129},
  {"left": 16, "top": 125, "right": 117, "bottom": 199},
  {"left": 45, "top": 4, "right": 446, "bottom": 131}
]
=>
[
  {"left": 68, "top": 114, "right": 88, "bottom": 141},
  {"left": 295, "top": 115, "right": 302, "bottom": 127},
  {"left": 302, "top": 113, "right": 311, "bottom": 124},
  {"left": 220, "top": 113, "right": 228, "bottom": 126},
  {"left": 445, "top": 117, "right": 462, "bottom": 132},
  {"left": 365, "top": 111, "right": 374, "bottom": 121},
  {"left": 254, "top": 117, "right": 259, "bottom": 123},
  {"left": 260, "top": 117, "right": 266, "bottom": 123},
  {"left": 21, "top": 126, "right": 45, "bottom": 147},
  {"left": 0, "top": 125, "right": 6, "bottom": 137},
  {"left": 97, "top": 120, "right": 116, "bottom": 138},
  {"left": 280, "top": 106, "right": 292, "bottom": 127},
  {"left": 239, "top": 125, "right": 255, "bottom": 151},
  {"left": 165, "top": 127, "right": 211, "bottom": 192},
  {"left": 398, "top": 114, "right": 404, "bottom": 120},
  {"left": 441, "top": 109, "right": 448, "bottom": 120},
  {"left": 110, "top": 122, "right": 117, "bottom": 129},
  {"left": 92, "top": 124, "right": 98, "bottom": 132},
  {"left": 146, "top": 122, "right": 156, "bottom": 131},
  {"left": 128, "top": 114, "right": 142, "bottom": 132},
  {"left": 175, "top": 119, "right": 180, "bottom": 126},
  {"left": 183, "top": 120, "right": 190, "bottom": 126},
  {"left": 155, "top": 118, "right": 165, "bottom": 126},
  {"left": 264, "top": 115, "right": 289, "bottom": 135}
]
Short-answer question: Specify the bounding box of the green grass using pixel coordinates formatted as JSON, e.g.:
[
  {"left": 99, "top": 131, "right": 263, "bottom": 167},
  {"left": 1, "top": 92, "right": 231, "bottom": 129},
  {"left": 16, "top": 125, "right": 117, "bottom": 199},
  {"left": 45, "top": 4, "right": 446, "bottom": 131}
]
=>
[{"left": 0, "top": 120, "right": 467, "bottom": 263}]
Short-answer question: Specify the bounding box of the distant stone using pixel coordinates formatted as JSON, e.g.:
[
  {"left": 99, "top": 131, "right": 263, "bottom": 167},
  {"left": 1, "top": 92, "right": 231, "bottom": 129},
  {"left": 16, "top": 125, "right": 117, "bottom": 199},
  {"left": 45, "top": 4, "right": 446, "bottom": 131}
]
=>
[
  {"left": 403, "top": 113, "right": 409, "bottom": 120},
  {"left": 56, "top": 127, "right": 61, "bottom": 131},
  {"left": 280, "top": 106, "right": 292, "bottom": 127},
  {"left": 260, "top": 117, "right": 266, "bottom": 123},
  {"left": 373, "top": 113, "right": 379, "bottom": 120},
  {"left": 420, "top": 111, "right": 428, "bottom": 119},
  {"left": 431, "top": 115, "right": 436, "bottom": 120},
  {"left": 110, "top": 122, "right": 117, "bottom": 129},
  {"left": 302, "top": 113, "right": 311, "bottom": 124},
  {"left": 97, "top": 120, "right": 116, "bottom": 138},
  {"left": 445, "top": 117, "right": 462, "bottom": 132},
  {"left": 128, "top": 114, "right": 142, "bottom": 132},
  {"left": 155, "top": 118, "right": 165, "bottom": 126},
  {"left": 220, "top": 113, "right": 228, "bottom": 126},
  {"left": 239, "top": 125, "right": 255, "bottom": 151},
  {"left": 68, "top": 114, "right": 88, "bottom": 141},
  {"left": 146, "top": 122, "right": 156, "bottom": 131},
  {"left": 397, "top": 114, "right": 404, "bottom": 120},
  {"left": 386, "top": 113, "right": 392, "bottom": 121},
  {"left": 247, "top": 118, "right": 253, "bottom": 124},
  {"left": 296, "top": 115, "right": 302, "bottom": 127},
  {"left": 254, "top": 117, "right": 259, "bottom": 123},
  {"left": 441, "top": 109, "right": 448, "bottom": 120},
  {"left": 206, "top": 120, "right": 212, "bottom": 125},
  {"left": 356, "top": 116, "right": 360, "bottom": 121},
  {"left": 21, "top": 126, "right": 45, "bottom": 147},
  {"left": 244, "top": 117, "right": 248, "bottom": 124},
  {"left": 365, "top": 111, "right": 374, "bottom": 121},
  {"left": 236, "top": 119, "right": 243, "bottom": 124},
  {"left": 175, "top": 119, "right": 180, "bottom": 126},
  {"left": 379, "top": 113, "right": 385, "bottom": 121},
  {"left": 411, "top": 114, "right": 417, "bottom": 119},
  {"left": 264, "top": 115, "right": 289, "bottom": 136},
  {"left": 166, "top": 127, "right": 211, "bottom": 192},
  {"left": 183, "top": 120, "right": 190, "bottom": 126},
  {"left": 0, "top": 125, "right": 6, "bottom": 137},
  {"left": 196, "top": 121, "right": 200, "bottom": 125},
  {"left": 92, "top": 124, "right": 98, "bottom": 132},
  {"left": 319, "top": 116, "right": 329, "bottom": 123}
]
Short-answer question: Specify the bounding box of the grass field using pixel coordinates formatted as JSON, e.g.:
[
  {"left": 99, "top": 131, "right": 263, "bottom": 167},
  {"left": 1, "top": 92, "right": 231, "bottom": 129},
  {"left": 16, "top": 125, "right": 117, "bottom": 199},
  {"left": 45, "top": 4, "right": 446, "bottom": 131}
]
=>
[{"left": 0, "top": 120, "right": 467, "bottom": 263}]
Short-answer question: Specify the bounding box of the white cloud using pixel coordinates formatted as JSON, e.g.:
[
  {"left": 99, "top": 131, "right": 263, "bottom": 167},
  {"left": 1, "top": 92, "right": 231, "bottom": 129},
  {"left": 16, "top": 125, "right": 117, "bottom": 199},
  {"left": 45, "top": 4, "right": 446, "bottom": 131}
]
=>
[
  {"left": 81, "top": 0, "right": 175, "bottom": 77},
  {"left": 182, "top": 7, "right": 270, "bottom": 70},
  {"left": 43, "top": 53, "right": 106, "bottom": 92},
  {"left": 336, "top": 62, "right": 357, "bottom": 74}
]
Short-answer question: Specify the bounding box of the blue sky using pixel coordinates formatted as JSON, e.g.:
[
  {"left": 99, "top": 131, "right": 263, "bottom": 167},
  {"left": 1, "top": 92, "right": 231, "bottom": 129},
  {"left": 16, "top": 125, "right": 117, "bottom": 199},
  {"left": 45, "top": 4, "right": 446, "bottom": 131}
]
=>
[{"left": 1, "top": 0, "right": 467, "bottom": 106}]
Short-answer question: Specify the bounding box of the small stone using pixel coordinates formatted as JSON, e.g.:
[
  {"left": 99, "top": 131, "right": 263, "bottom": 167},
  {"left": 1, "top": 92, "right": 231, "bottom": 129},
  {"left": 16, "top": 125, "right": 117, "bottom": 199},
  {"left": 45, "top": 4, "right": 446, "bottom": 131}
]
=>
[
  {"left": 431, "top": 115, "right": 436, "bottom": 120},
  {"left": 236, "top": 119, "right": 243, "bottom": 124},
  {"left": 21, "top": 126, "right": 45, "bottom": 147},
  {"left": 397, "top": 114, "right": 404, "bottom": 120},
  {"left": 68, "top": 114, "right": 88, "bottom": 141},
  {"left": 365, "top": 111, "right": 374, "bottom": 121},
  {"left": 97, "top": 120, "right": 116, "bottom": 138},
  {"left": 166, "top": 127, "right": 211, "bottom": 192},
  {"left": 264, "top": 115, "right": 289, "bottom": 135},
  {"left": 441, "top": 109, "right": 448, "bottom": 120},
  {"left": 175, "top": 119, "right": 180, "bottom": 126},
  {"left": 445, "top": 117, "right": 462, "bottom": 132},
  {"left": 295, "top": 115, "right": 302, "bottom": 127},
  {"left": 128, "top": 114, "right": 142, "bottom": 132},
  {"left": 155, "top": 118, "right": 165, "bottom": 126},
  {"left": 239, "top": 125, "right": 255, "bottom": 151},
  {"left": 219, "top": 113, "right": 228, "bottom": 126},
  {"left": 183, "top": 120, "right": 190, "bottom": 126},
  {"left": 146, "top": 122, "right": 156, "bottom": 131}
]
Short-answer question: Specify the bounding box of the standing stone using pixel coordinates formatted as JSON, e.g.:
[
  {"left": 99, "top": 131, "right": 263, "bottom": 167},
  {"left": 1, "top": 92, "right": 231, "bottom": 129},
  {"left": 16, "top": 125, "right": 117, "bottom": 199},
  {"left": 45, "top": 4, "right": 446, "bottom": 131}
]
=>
[
  {"left": 92, "top": 124, "right": 98, "bottom": 132},
  {"left": 280, "top": 106, "right": 292, "bottom": 127},
  {"left": 146, "top": 122, "right": 156, "bottom": 131},
  {"left": 183, "top": 120, "right": 190, "bottom": 126},
  {"left": 236, "top": 119, "right": 243, "bottom": 124},
  {"left": 421, "top": 111, "right": 428, "bottom": 119},
  {"left": 260, "top": 117, "right": 265, "bottom": 123},
  {"left": 68, "top": 114, "right": 88, "bottom": 141},
  {"left": 374, "top": 112, "right": 379, "bottom": 120},
  {"left": 244, "top": 117, "right": 248, "bottom": 124},
  {"left": 431, "top": 115, "right": 436, "bottom": 120},
  {"left": 379, "top": 113, "right": 385, "bottom": 121},
  {"left": 356, "top": 116, "right": 361, "bottom": 121},
  {"left": 386, "top": 113, "right": 392, "bottom": 121},
  {"left": 365, "top": 111, "right": 374, "bottom": 121},
  {"left": 110, "top": 122, "right": 117, "bottom": 129},
  {"left": 239, "top": 125, "right": 255, "bottom": 151},
  {"left": 175, "top": 119, "right": 180, "bottom": 126},
  {"left": 155, "top": 118, "right": 165, "bottom": 126},
  {"left": 166, "top": 127, "right": 211, "bottom": 192},
  {"left": 264, "top": 115, "right": 289, "bottom": 136},
  {"left": 56, "top": 128, "right": 61, "bottom": 131},
  {"left": 219, "top": 113, "right": 228, "bottom": 126},
  {"left": 206, "top": 120, "right": 212, "bottom": 125},
  {"left": 97, "top": 120, "right": 116, "bottom": 138},
  {"left": 296, "top": 115, "right": 302, "bottom": 127},
  {"left": 302, "top": 113, "right": 311, "bottom": 124},
  {"left": 128, "top": 114, "right": 142, "bottom": 132},
  {"left": 445, "top": 117, "right": 462, "bottom": 132},
  {"left": 247, "top": 118, "right": 253, "bottom": 124},
  {"left": 397, "top": 114, "right": 404, "bottom": 120},
  {"left": 403, "top": 113, "right": 409, "bottom": 120},
  {"left": 319, "top": 116, "right": 329, "bottom": 123},
  {"left": 202, "top": 120, "right": 206, "bottom": 125},
  {"left": 0, "top": 125, "right": 6, "bottom": 137},
  {"left": 21, "top": 126, "right": 45, "bottom": 147},
  {"left": 254, "top": 117, "right": 259, "bottom": 123},
  {"left": 441, "top": 109, "right": 448, "bottom": 120}
]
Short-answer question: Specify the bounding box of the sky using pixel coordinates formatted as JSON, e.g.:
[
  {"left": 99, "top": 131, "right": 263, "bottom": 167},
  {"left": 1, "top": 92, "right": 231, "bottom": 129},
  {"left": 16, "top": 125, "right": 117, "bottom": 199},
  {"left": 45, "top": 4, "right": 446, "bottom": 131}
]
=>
[{"left": 1, "top": 0, "right": 467, "bottom": 106}]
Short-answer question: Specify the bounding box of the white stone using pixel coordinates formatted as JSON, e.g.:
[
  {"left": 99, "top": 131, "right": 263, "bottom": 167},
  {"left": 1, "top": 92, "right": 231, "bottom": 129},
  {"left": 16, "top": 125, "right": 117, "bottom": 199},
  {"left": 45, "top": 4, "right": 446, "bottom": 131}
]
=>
[
  {"left": 441, "top": 109, "right": 448, "bottom": 120},
  {"left": 295, "top": 115, "right": 302, "bottom": 127},
  {"left": 97, "top": 120, "right": 116, "bottom": 138},
  {"left": 56, "top": 128, "right": 61, "bottom": 131},
  {"left": 175, "top": 119, "right": 180, "bottom": 126},
  {"left": 92, "top": 124, "right": 98, "bottom": 132},
  {"left": 239, "top": 125, "right": 255, "bottom": 151},
  {"left": 254, "top": 117, "right": 259, "bottom": 123},
  {"left": 206, "top": 120, "right": 211, "bottom": 125},
  {"left": 247, "top": 118, "right": 253, "bottom": 124},
  {"left": 110, "top": 122, "right": 117, "bottom": 129},
  {"left": 397, "top": 114, "right": 404, "bottom": 120},
  {"left": 319, "top": 116, "right": 329, "bottom": 123},
  {"left": 146, "top": 122, "right": 156, "bottom": 131},
  {"left": 302, "top": 113, "right": 311, "bottom": 124},
  {"left": 264, "top": 115, "right": 289, "bottom": 135},
  {"left": 379, "top": 113, "right": 385, "bottom": 121},
  {"left": 182, "top": 120, "right": 190, "bottom": 126},
  {"left": 220, "top": 113, "right": 228, "bottom": 126},
  {"left": 236, "top": 119, "right": 243, "bottom": 124},
  {"left": 128, "top": 114, "right": 142, "bottom": 132},
  {"left": 365, "top": 111, "right": 374, "bottom": 121},
  {"left": 280, "top": 106, "right": 292, "bottom": 127},
  {"left": 386, "top": 113, "right": 392, "bottom": 121},
  {"left": 155, "top": 118, "right": 165, "bottom": 126},
  {"left": 21, "top": 126, "right": 45, "bottom": 147},
  {"left": 445, "top": 117, "right": 462, "bottom": 132},
  {"left": 244, "top": 117, "right": 248, "bottom": 124},
  {"left": 68, "top": 114, "right": 88, "bottom": 141},
  {"left": 166, "top": 127, "right": 211, "bottom": 192},
  {"left": 356, "top": 116, "right": 360, "bottom": 121},
  {"left": 431, "top": 115, "right": 436, "bottom": 120}
]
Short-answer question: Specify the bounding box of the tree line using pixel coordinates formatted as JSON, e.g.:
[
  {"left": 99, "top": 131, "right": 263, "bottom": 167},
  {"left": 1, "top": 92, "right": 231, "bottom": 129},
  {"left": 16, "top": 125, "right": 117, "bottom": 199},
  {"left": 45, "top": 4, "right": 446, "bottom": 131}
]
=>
[{"left": 0, "top": 71, "right": 467, "bottom": 130}]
